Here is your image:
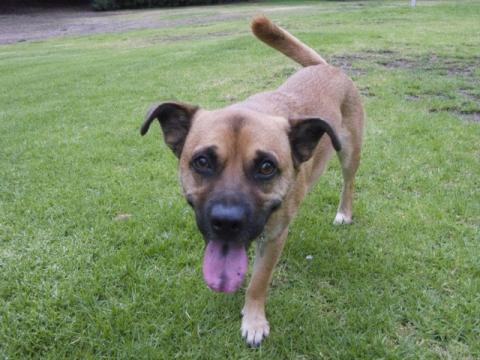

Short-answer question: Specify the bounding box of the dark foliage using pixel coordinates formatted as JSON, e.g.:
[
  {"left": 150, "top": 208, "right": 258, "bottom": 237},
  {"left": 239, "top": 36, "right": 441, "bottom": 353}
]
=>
[
  {"left": 2, "top": 0, "right": 88, "bottom": 6},
  {"left": 91, "top": 0, "right": 247, "bottom": 11}
]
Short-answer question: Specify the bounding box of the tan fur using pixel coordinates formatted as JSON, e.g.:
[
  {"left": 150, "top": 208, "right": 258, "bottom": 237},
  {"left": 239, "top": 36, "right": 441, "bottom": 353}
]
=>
[
  {"left": 142, "top": 16, "right": 364, "bottom": 346},
  {"left": 251, "top": 15, "right": 327, "bottom": 67}
]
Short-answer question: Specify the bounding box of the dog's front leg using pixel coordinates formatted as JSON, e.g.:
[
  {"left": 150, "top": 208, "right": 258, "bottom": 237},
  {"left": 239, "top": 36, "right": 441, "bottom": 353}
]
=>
[{"left": 241, "top": 228, "right": 288, "bottom": 346}]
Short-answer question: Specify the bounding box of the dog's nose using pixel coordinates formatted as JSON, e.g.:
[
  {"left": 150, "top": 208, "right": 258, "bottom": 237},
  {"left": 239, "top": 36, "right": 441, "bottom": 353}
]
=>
[{"left": 210, "top": 203, "right": 247, "bottom": 238}]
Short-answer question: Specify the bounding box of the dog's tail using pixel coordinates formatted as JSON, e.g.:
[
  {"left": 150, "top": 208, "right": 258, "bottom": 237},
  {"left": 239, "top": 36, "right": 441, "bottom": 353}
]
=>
[{"left": 251, "top": 15, "right": 327, "bottom": 67}]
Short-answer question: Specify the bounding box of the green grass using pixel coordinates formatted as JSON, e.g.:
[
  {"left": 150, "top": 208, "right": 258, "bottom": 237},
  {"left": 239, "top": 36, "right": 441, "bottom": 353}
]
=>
[{"left": 1, "top": 0, "right": 479, "bottom": 358}]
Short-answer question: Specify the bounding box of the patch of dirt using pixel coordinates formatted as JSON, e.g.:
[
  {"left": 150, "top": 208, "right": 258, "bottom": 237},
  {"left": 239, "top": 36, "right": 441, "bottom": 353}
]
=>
[
  {"left": 330, "top": 50, "right": 421, "bottom": 75},
  {"left": 364, "top": 49, "right": 395, "bottom": 55},
  {"left": 376, "top": 53, "right": 480, "bottom": 78},
  {"left": 429, "top": 108, "right": 480, "bottom": 123},
  {"left": 329, "top": 54, "right": 367, "bottom": 77},
  {"left": 440, "top": 59, "right": 479, "bottom": 77},
  {"left": 459, "top": 89, "right": 480, "bottom": 102},
  {"left": 462, "top": 111, "right": 480, "bottom": 122},
  {"left": 331, "top": 51, "right": 480, "bottom": 78},
  {"left": 377, "top": 58, "right": 416, "bottom": 69},
  {"left": 405, "top": 94, "right": 420, "bottom": 101},
  {"left": 0, "top": 5, "right": 313, "bottom": 44},
  {"left": 0, "top": 8, "right": 246, "bottom": 44}
]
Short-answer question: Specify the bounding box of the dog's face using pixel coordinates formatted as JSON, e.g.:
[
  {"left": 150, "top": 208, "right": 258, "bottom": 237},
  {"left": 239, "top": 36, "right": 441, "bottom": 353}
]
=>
[
  {"left": 141, "top": 102, "right": 340, "bottom": 293},
  {"left": 180, "top": 108, "right": 293, "bottom": 245}
]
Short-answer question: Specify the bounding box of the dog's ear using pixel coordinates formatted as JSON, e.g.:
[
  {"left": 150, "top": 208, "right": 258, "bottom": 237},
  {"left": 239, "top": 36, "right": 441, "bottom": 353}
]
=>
[
  {"left": 288, "top": 117, "right": 341, "bottom": 166},
  {"left": 140, "top": 101, "right": 198, "bottom": 158}
]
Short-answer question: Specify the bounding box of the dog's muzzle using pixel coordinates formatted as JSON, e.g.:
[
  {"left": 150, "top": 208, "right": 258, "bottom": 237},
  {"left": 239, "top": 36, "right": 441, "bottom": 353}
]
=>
[
  {"left": 209, "top": 202, "right": 248, "bottom": 240},
  {"left": 194, "top": 192, "right": 277, "bottom": 293},
  {"left": 198, "top": 195, "right": 253, "bottom": 293}
]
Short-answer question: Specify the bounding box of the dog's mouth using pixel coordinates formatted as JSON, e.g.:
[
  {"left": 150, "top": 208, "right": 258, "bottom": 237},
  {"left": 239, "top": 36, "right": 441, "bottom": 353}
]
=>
[
  {"left": 202, "top": 240, "right": 248, "bottom": 293},
  {"left": 195, "top": 195, "right": 281, "bottom": 293}
]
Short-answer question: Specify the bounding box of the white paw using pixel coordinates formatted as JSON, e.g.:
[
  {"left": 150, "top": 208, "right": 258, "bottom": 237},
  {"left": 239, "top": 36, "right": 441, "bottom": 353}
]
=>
[
  {"left": 241, "top": 312, "right": 270, "bottom": 347},
  {"left": 333, "top": 212, "right": 352, "bottom": 225}
]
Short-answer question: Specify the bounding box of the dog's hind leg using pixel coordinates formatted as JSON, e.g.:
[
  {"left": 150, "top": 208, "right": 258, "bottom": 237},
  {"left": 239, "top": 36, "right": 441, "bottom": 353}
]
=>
[
  {"left": 334, "top": 96, "right": 364, "bottom": 225},
  {"left": 334, "top": 143, "right": 360, "bottom": 224}
]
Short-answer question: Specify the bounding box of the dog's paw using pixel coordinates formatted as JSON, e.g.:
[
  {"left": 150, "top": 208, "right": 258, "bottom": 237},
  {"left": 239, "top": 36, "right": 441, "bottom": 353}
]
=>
[
  {"left": 241, "top": 311, "right": 269, "bottom": 347},
  {"left": 333, "top": 212, "right": 352, "bottom": 225}
]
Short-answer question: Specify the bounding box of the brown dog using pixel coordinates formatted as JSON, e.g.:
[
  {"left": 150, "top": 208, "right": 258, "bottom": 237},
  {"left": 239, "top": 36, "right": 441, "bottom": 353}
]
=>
[{"left": 141, "top": 15, "right": 364, "bottom": 346}]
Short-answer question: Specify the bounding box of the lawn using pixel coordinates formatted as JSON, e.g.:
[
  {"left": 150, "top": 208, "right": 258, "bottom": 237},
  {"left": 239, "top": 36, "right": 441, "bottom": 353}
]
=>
[{"left": 1, "top": 0, "right": 479, "bottom": 358}]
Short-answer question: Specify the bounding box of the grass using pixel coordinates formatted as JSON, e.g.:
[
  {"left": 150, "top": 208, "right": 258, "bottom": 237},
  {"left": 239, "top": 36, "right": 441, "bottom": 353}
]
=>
[{"left": 1, "top": 0, "right": 479, "bottom": 358}]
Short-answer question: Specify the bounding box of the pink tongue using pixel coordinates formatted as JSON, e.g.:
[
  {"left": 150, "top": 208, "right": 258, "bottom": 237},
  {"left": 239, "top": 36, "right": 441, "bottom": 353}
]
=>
[{"left": 202, "top": 241, "right": 247, "bottom": 293}]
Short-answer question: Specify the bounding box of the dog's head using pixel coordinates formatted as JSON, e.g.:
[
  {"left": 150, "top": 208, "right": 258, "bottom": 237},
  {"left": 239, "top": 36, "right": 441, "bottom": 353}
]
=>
[{"left": 141, "top": 101, "right": 340, "bottom": 293}]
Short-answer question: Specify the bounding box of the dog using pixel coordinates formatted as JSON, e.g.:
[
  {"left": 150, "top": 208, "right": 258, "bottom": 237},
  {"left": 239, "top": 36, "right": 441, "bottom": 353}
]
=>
[{"left": 140, "top": 15, "right": 364, "bottom": 346}]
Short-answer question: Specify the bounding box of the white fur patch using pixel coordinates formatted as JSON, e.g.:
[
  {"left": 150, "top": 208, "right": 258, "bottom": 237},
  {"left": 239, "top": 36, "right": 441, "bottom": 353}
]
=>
[{"left": 333, "top": 212, "right": 352, "bottom": 225}]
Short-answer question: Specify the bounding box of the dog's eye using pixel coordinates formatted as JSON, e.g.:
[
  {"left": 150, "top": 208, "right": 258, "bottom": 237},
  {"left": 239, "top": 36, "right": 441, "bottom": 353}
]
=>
[
  {"left": 257, "top": 160, "right": 277, "bottom": 179},
  {"left": 192, "top": 155, "right": 212, "bottom": 173}
]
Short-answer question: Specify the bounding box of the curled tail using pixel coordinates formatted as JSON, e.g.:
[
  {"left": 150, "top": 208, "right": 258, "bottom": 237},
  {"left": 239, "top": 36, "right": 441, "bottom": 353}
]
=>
[{"left": 251, "top": 15, "right": 327, "bottom": 67}]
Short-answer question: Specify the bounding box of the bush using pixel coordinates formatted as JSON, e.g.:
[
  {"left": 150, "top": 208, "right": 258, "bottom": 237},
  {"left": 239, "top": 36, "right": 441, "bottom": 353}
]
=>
[{"left": 91, "top": 0, "right": 246, "bottom": 11}]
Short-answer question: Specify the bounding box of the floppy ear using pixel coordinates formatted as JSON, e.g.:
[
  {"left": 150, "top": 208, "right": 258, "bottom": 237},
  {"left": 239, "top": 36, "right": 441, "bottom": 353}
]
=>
[
  {"left": 140, "top": 101, "right": 198, "bottom": 158},
  {"left": 288, "top": 117, "right": 341, "bottom": 166}
]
